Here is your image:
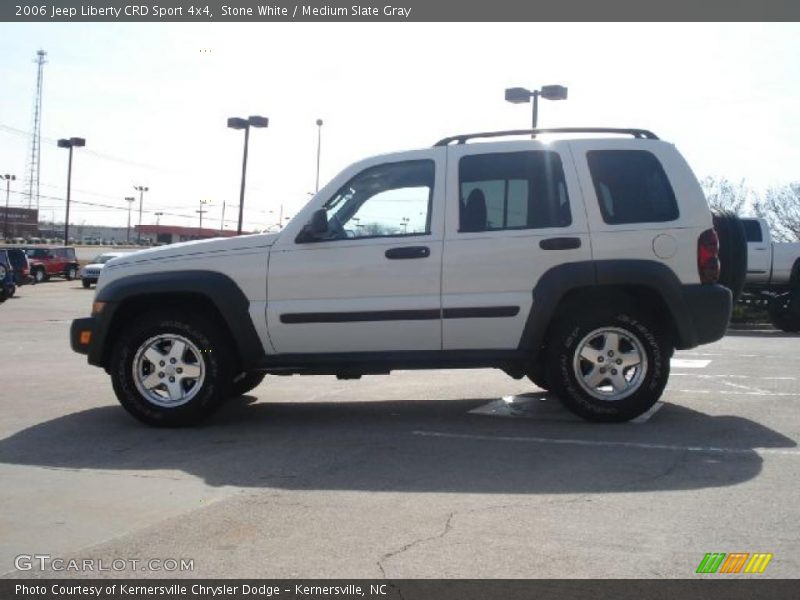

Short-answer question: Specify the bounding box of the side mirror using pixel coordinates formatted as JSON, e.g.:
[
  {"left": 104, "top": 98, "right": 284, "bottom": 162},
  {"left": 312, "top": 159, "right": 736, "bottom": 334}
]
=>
[
  {"left": 296, "top": 209, "right": 329, "bottom": 243},
  {"left": 310, "top": 209, "right": 328, "bottom": 235}
]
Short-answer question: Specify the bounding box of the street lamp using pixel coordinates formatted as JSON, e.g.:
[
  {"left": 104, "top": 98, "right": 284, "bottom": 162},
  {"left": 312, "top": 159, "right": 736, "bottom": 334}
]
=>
[
  {"left": 133, "top": 185, "right": 148, "bottom": 244},
  {"left": 2, "top": 174, "right": 16, "bottom": 240},
  {"left": 197, "top": 199, "right": 210, "bottom": 232},
  {"left": 227, "top": 115, "right": 269, "bottom": 235},
  {"left": 57, "top": 137, "right": 86, "bottom": 244},
  {"left": 505, "top": 84, "right": 568, "bottom": 133},
  {"left": 124, "top": 196, "right": 135, "bottom": 244},
  {"left": 315, "top": 118, "right": 323, "bottom": 193}
]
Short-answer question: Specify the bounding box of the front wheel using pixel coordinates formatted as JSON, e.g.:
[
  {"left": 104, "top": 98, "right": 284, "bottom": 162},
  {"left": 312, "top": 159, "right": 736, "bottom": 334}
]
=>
[
  {"left": 33, "top": 268, "right": 46, "bottom": 284},
  {"left": 546, "top": 309, "right": 671, "bottom": 422},
  {"left": 768, "top": 292, "right": 800, "bottom": 333},
  {"left": 110, "top": 310, "right": 234, "bottom": 426},
  {"left": 82, "top": 279, "right": 91, "bottom": 289}
]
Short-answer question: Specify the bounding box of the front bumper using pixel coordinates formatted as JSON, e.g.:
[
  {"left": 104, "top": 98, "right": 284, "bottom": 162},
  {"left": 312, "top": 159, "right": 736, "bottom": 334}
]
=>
[{"left": 70, "top": 317, "right": 95, "bottom": 355}]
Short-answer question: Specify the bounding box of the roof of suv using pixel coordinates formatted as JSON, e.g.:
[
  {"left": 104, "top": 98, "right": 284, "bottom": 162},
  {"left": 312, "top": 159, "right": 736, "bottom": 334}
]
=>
[{"left": 433, "top": 127, "right": 659, "bottom": 146}]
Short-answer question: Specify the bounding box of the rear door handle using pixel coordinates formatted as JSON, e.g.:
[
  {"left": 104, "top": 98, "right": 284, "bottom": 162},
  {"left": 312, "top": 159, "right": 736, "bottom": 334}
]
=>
[
  {"left": 539, "top": 237, "right": 581, "bottom": 250},
  {"left": 385, "top": 246, "right": 430, "bottom": 260}
]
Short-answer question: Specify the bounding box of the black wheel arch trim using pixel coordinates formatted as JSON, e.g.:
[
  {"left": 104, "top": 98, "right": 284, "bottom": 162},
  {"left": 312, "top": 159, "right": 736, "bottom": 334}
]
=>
[
  {"left": 86, "top": 270, "right": 266, "bottom": 370},
  {"left": 517, "top": 260, "right": 732, "bottom": 360}
]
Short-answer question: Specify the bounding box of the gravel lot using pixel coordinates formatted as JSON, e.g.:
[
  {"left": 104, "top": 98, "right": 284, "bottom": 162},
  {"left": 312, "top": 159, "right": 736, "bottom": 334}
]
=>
[{"left": 1, "top": 281, "right": 798, "bottom": 578}]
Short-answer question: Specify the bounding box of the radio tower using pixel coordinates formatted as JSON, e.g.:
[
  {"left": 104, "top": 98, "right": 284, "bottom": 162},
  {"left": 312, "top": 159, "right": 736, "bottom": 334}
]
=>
[{"left": 24, "top": 49, "right": 47, "bottom": 210}]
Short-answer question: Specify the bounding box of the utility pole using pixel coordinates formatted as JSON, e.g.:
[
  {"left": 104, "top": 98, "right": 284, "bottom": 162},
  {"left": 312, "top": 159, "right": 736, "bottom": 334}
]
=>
[
  {"left": 220, "top": 201, "right": 226, "bottom": 234},
  {"left": 124, "top": 196, "right": 135, "bottom": 243},
  {"left": 315, "top": 118, "right": 323, "bottom": 193},
  {"left": 154, "top": 211, "right": 163, "bottom": 244},
  {"left": 196, "top": 199, "right": 209, "bottom": 234}
]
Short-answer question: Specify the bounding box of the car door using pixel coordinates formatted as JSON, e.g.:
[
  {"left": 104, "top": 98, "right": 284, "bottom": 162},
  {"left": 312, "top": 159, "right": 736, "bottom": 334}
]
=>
[
  {"left": 742, "top": 219, "right": 770, "bottom": 282},
  {"left": 441, "top": 141, "right": 591, "bottom": 350},
  {"left": 266, "top": 150, "right": 446, "bottom": 354}
]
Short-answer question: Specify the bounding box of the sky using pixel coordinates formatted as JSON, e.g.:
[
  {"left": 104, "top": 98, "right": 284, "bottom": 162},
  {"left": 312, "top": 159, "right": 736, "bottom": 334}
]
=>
[{"left": 0, "top": 22, "right": 799, "bottom": 232}]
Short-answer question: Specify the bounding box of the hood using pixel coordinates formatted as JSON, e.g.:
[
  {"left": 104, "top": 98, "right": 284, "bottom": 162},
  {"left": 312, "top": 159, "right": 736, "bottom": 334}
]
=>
[{"left": 107, "top": 233, "right": 278, "bottom": 268}]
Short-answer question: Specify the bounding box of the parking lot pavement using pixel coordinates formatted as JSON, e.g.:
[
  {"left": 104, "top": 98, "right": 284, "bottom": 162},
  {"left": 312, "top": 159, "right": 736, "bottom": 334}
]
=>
[{"left": 1, "top": 282, "right": 799, "bottom": 578}]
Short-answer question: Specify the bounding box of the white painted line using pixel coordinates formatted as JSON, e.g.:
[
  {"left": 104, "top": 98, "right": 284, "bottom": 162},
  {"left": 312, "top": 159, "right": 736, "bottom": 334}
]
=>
[
  {"left": 412, "top": 430, "right": 800, "bottom": 457},
  {"left": 671, "top": 359, "right": 711, "bottom": 369},
  {"left": 630, "top": 401, "right": 664, "bottom": 423},
  {"left": 672, "top": 389, "right": 800, "bottom": 397},
  {"left": 672, "top": 373, "right": 798, "bottom": 381}
]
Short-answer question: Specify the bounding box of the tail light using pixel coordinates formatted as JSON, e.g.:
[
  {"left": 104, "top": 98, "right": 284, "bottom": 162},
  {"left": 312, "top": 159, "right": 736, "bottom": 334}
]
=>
[{"left": 697, "top": 228, "right": 720, "bottom": 284}]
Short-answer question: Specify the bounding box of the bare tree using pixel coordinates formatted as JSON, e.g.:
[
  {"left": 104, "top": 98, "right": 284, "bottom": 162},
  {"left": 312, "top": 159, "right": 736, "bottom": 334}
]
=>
[
  {"left": 754, "top": 182, "right": 800, "bottom": 242},
  {"left": 700, "top": 176, "right": 749, "bottom": 215}
]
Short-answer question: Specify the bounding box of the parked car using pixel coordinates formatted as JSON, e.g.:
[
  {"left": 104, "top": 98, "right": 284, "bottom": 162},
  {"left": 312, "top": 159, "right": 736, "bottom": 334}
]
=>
[
  {"left": 737, "top": 217, "right": 800, "bottom": 331},
  {"left": 17, "top": 246, "right": 80, "bottom": 283},
  {"left": 81, "top": 251, "right": 133, "bottom": 288},
  {"left": 5, "top": 247, "right": 32, "bottom": 285},
  {"left": 0, "top": 250, "right": 17, "bottom": 302},
  {"left": 71, "top": 126, "right": 738, "bottom": 426}
]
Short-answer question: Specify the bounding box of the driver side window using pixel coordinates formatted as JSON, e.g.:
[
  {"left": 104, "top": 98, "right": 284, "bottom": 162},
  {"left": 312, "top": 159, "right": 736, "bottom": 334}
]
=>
[{"left": 322, "top": 160, "right": 434, "bottom": 240}]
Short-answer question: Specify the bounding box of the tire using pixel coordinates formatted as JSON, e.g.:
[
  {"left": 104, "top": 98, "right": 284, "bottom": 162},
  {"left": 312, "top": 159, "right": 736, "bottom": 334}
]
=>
[
  {"left": 33, "top": 268, "right": 46, "bottom": 284},
  {"left": 768, "top": 291, "right": 800, "bottom": 333},
  {"left": 66, "top": 265, "right": 77, "bottom": 280},
  {"left": 712, "top": 210, "right": 747, "bottom": 303},
  {"left": 110, "top": 310, "right": 234, "bottom": 426},
  {"left": 82, "top": 279, "right": 91, "bottom": 289},
  {"left": 232, "top": 371, "right": 267, "bottom": 397},
  {"left": 526, "top": 363, "right": 550, "bottom": 391},
  {"left": 545, "top": 307, "right": 671, "bottom": 422}
]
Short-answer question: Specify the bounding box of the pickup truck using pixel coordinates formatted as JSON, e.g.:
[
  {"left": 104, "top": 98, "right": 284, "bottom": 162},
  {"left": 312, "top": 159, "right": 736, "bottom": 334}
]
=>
[{"left": 740, "top": 217, "right": 800, "bottom": 331}]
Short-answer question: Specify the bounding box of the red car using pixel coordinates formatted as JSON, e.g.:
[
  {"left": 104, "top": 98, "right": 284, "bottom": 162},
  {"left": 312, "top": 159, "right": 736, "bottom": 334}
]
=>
[{"left": 19, "top": 247, "right": 80, "bottom": 283}]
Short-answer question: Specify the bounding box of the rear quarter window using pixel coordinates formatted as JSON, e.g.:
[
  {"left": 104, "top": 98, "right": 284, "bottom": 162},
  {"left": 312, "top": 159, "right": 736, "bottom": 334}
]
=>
[
  {"left": 741, "top": 220, "right": 763, "bottom": 242},
  {"left": 587, "top": 150, "right": 679, "bottom": 225}
]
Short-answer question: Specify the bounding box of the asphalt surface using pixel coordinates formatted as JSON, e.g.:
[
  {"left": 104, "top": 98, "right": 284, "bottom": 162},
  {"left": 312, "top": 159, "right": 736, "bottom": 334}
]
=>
[{"left": 1, "top": 281, "right": 798, "bottom": 579}]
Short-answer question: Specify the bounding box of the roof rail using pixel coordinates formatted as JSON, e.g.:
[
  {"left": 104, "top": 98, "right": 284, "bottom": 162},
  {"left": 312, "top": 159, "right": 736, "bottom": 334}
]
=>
[{"left": 433, "top": 127, "right": 659, "bottom": 146}]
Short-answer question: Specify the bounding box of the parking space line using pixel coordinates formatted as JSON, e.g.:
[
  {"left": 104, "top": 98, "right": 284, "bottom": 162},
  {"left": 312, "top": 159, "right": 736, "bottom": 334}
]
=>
[
  {"left": 672, "top": 389, "right": 800, "bottom": 397},
  {"left": 412, "top": 430, "right": 800, "bottom": 457},
  {"left": 671, "top": 359, "right": 711, "bottom": 368}
]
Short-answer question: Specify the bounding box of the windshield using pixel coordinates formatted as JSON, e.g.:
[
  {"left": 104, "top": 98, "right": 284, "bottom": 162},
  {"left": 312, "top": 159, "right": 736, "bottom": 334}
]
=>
[{"left": 91, "top": 254, "right": 118, "bottom": 264}]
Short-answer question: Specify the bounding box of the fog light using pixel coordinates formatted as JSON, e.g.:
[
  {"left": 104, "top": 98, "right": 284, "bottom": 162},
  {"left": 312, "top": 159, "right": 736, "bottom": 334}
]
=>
[{"left": 79, "top": 330, "right": 92, "bottom": 345}]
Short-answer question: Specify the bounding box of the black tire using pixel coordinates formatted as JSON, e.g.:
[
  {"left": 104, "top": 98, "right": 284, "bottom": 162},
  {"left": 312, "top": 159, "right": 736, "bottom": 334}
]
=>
[
  {"left": 526, "top": 363, "right": 550, "bottom": 391},
  {"left": 712, "top": 210, "right": 747, "bottom": 303},
  {"left": 65, "top": 265, "right": 77, "bottom": 280},
  {"left": 545, "top": 307, "right": 671, "bottom": 422},
  {"left": 110, "top": 310, "right": 234, "bottom": 426},
  {"left": 232, "top": 371, "right": 267, "bottom": 397},
  {"left": 768, "top": 291, "right": 800, "bottom": 333},
  {"left": 82, "top": 279, "right": 91, "bottom": 289},
  {"left": 33, "top": 268, "right": 46, "bottom": 284}
]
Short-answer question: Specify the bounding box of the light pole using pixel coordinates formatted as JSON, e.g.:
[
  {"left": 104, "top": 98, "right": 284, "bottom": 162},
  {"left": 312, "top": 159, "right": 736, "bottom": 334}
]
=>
[
  {"left": 133, "top": 185, "right": 148, "bottom": 244},
  {"left": 154, "top": 211, "right": 163, "bottom": 244},
  {"left": 505, "top": 84, "right": 568, "bottom": 135},
  {"left": 57, "top": 137, "right": 86, "bottom": 244},
  {"left": 197, "top": 199, "right": 210, "bottom": 233},
  {"left": 227, "top": 115, "right": 268, "bottom": 235},
  {"left": 124, "top": 196, "right": 135, "bottom": 243},
  {"left": 2, "top": 174, "right": 15, "bottom": 240},
  {"left": 315, "top": 118, "right": 323, "bottom": 193}
]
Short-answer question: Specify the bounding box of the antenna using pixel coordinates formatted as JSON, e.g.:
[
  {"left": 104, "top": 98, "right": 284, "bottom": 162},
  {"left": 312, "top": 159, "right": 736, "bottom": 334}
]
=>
[{"left": 24, "top": 49, "right": 47, "bottom": 210}]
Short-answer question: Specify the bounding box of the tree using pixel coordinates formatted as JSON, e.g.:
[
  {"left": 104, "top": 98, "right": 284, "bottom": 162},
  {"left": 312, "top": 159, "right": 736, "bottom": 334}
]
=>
[
  {"left": 754, "top": 183, "right": 800, "bottom": 242},
  {"left": 700, "top": 176, "right": 749, "bottom": 215}
]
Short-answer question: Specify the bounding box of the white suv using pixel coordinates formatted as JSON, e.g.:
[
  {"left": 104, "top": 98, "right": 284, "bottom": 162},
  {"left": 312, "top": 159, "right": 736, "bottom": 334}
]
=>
[{"left": 71, "top": 128, "right": 733, "bottom": 426}]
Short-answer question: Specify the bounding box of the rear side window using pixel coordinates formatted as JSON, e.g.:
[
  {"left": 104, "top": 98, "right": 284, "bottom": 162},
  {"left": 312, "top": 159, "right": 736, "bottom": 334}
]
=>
[
  {"left": 742, "top": 220, "right": 763, "bottom": 242},
  {"left": 587, "top": 150, "right": 678, "bottom": 225},
  {"left": 458, "top": 151, "right": 571, "bottom": 232}
]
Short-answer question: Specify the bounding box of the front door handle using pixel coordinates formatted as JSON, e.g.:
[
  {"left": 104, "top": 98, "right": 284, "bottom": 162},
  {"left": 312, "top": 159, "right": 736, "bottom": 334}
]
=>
[
  {"left": 540, "top": 237, "right": 581, "bottom": 250},
  {"left": 385, "top": 246, "right": 430, "bottom": 260}
]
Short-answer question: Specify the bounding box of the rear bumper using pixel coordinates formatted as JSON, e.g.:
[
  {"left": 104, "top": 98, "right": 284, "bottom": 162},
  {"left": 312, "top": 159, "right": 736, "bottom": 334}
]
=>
[{"left": 679, "top": 284, "right": 732, "bottom": 348}]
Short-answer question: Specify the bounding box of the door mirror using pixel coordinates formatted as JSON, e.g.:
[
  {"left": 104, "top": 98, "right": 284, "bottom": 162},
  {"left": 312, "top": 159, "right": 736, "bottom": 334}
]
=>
[{"left": 296, "top": 209, "right": 329, "bottom": 243}]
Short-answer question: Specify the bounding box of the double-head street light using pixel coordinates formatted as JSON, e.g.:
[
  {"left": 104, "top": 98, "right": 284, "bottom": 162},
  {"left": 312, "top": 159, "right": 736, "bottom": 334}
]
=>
[
  {"left": 133, "top": 185, "right": 148, "bottom": 244},
  {"left": 124, "top": 196, "right": 135, "bottom": 243},
  {"left": 57, "top": 137, "right": 86, "bottom": 244},
  {"left": 227, "top": 115, "right": 269, "bottom": 235},
  {"left": 2, "top": 174, "right": 16, "bottom": 240},
  {"left": 505, "top": 84, "right": 568, "bottom": 134}
]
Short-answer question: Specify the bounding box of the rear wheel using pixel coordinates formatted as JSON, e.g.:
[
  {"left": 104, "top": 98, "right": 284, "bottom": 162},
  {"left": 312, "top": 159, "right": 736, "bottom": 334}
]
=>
[
  {"left": 110, "top": 310, "right": 234, "bottom": 426},
  {"left": 546, "top": 307, "right": 670, "bottom": 422},
  {"left": 768, "top": 291, "right": 800, "bottom": 333},
  {"left": 66, "top": 266, "right": 77, "bottom": 280}
]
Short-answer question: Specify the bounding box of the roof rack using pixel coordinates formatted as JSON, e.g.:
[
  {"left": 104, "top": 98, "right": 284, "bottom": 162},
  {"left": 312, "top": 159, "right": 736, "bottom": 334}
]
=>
[{"left": 433, "top": 128, "right": 659, "bottom": 146}]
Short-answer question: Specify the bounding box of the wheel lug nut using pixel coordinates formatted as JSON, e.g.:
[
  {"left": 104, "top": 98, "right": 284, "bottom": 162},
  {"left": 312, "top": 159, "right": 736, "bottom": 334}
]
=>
[
  {"left": 170, "top": 358, "right": 177, "bottom": 364},
  {"left": 608, "top": 351, "right": 614, "bottom": 357},
  {"left": 611, "top": 369, "right": 618, "bottom": 375},
  {"left": 598, "top": 357, "right": 604, "bottom": 363},
  {"left": 158, "top": 372, "right": 164, "bottom": 378},
  {"left": 176, "top": 368, "right": 183, "bottom": 374},
  {"left": 169, "top": 376, "right": 175, "bottom": 382},
  {"left": 159, "top": 361, "right": 165, "bottom": 367},
  {"left": 616, "top": 359, "right": 622, "bottom": 365}
]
